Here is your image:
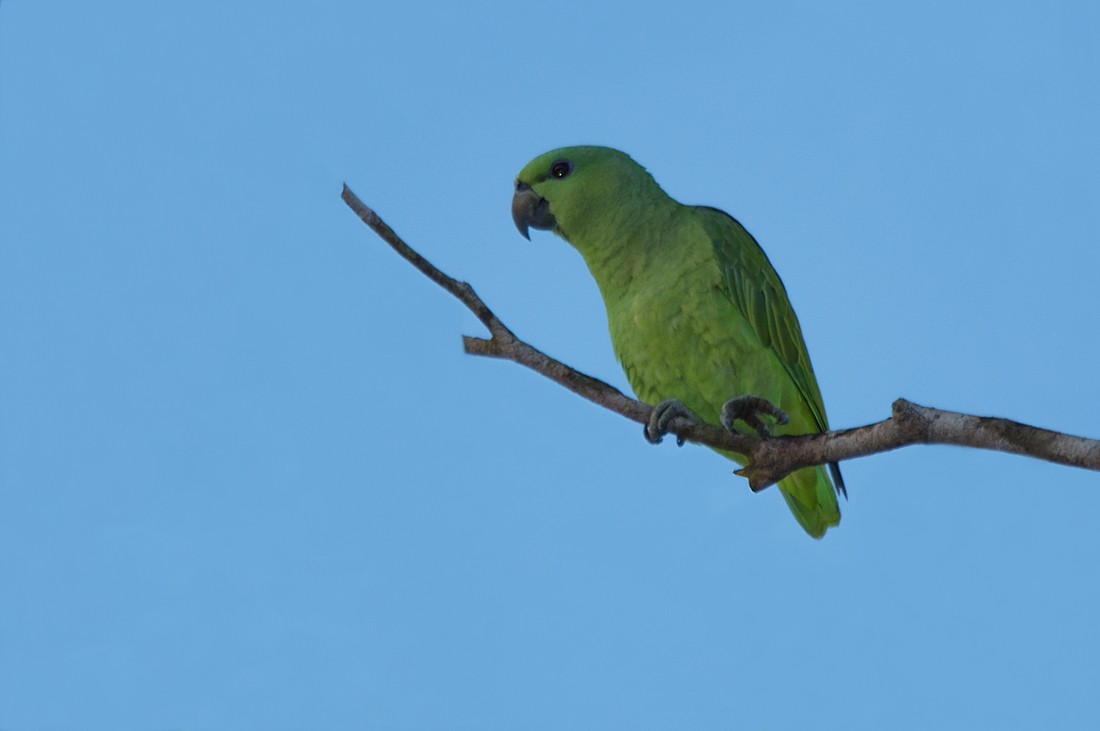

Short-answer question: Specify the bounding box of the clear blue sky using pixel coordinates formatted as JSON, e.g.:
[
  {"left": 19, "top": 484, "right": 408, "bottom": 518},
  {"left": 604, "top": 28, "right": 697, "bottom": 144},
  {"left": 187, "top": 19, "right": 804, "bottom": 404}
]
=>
[{"left": 2, "top": 2, "right": 1099, "bottom": 729}]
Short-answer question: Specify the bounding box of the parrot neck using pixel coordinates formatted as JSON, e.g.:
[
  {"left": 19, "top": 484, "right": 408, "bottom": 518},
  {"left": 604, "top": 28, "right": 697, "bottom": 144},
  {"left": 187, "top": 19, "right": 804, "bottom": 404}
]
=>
[{"left": 565, "top": 196, "right": 684, "bottom": 301}]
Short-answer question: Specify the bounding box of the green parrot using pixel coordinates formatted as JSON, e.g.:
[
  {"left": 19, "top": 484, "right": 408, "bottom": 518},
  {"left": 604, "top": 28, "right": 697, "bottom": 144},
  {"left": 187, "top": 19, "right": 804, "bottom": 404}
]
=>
[{"left": 511, "top": 146, "right": 845, "bottom": 538}]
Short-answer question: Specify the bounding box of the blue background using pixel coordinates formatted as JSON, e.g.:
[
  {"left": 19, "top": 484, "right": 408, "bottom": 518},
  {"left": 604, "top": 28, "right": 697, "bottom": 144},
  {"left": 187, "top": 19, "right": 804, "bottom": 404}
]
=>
[{"left": 2, "top": 2, "right": 1098, "bottom": 729}]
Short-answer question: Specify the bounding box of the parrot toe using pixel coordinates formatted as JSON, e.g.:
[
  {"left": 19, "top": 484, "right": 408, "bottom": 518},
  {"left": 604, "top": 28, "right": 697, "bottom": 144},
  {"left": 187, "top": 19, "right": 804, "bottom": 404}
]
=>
[
  {"left": 720, "top": 395, "right": 789, "bottom": 437},
  {"left": 644, "top": 399, "right": 696, "bottom": 447}
]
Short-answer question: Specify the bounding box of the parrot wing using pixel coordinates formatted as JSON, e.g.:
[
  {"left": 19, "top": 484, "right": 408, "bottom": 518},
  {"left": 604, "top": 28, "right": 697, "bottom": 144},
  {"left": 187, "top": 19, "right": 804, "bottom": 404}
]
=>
[
  {"left": 696, "top": 207, "right": 828, "bottom": 429},
  {"left": 697, "top": 206, "right": 845, "bottom": 496}
]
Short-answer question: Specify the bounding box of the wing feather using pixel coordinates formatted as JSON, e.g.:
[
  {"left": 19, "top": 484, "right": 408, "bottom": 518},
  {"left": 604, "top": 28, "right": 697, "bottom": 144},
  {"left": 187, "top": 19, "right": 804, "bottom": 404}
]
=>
[{"left": 696, "top": 206, "right": 830, "bottom": 434}]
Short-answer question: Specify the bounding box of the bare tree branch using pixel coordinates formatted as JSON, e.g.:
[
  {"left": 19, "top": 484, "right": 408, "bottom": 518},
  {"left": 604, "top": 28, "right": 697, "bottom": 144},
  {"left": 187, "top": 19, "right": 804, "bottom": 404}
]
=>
[{"left": 342, "top": 184, "right": 1100, "bottom": 488}]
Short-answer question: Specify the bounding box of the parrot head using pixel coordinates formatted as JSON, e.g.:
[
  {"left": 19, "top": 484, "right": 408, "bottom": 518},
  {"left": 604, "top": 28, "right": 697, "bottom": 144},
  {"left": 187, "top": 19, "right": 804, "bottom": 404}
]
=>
[{"left": 511, "top": 146, "right": 666, "bottom": 244}]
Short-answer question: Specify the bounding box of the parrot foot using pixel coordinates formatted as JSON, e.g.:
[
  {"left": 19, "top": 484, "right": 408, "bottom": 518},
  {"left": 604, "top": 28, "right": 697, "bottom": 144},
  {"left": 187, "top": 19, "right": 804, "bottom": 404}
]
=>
[
  {"left": 720, "top": 395, "right": 788, "bottom": 437},
  {"left": 644, "top": 399, "right": 696, "bottom": 447}
]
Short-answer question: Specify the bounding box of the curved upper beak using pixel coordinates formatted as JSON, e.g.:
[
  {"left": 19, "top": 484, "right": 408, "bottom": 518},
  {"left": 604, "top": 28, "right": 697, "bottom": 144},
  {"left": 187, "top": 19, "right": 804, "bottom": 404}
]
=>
[{"left": 511, "top": 181, "right": 557, "bottom": 240}]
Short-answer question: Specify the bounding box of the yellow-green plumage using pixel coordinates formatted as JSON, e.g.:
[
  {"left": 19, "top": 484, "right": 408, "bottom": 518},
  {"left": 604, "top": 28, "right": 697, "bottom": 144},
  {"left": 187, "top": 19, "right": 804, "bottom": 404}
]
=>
[{"left": 513, "top": 146, "right": 843, "bottom": 538}]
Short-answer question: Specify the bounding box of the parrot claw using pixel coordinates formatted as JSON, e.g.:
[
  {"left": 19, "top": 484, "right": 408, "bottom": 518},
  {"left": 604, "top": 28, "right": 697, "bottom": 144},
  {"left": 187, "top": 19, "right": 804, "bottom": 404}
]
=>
[
  {"left": 644, "top": 399, "right": 695, "bottom": 447},
  {"left": 720, "top": 395, "right": 788, "bottom": 437}
]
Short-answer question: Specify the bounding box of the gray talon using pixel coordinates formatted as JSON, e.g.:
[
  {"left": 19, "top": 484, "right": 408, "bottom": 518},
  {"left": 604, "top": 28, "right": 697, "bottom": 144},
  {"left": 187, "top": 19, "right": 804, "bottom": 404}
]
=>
[
  {"left": 720, "top": 395, "right": 789, "bottom": 437},
  {"left": 645, "top": 399, "right": 696, "bottom": 446}
]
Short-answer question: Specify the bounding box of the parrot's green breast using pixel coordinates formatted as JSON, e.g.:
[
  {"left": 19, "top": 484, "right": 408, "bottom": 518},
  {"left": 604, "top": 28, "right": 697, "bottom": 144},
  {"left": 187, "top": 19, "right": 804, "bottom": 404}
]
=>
[{"left": 595, "top": 210, "right": 822, "bottom": 438}]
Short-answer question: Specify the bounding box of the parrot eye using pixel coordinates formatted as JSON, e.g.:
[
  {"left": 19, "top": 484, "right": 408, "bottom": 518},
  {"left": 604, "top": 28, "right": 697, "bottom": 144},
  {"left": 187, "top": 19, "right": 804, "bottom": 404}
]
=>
[{"left": 549, "top": 159, "right": 572, "bottom": 179}]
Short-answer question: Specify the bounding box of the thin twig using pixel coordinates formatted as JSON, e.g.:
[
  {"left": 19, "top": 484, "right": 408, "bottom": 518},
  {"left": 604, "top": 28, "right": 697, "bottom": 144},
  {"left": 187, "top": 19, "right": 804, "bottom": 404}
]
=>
[{"left": 342, "top": 184, "right": 1100, "bottom": 488}]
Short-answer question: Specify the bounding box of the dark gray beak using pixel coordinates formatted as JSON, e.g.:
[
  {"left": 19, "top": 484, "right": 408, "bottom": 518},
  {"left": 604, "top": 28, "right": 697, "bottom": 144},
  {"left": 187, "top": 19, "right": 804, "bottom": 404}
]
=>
[{"left": 511, "top": 181, "right": 557, "bottom": 240}]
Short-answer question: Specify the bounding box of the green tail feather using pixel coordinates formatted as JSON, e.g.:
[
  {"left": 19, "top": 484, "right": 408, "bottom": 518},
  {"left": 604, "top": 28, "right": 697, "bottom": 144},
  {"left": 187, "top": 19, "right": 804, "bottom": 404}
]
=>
[
  {"left": 777, "top": 465, "right": 841, "bottom": 539},
  {"left": 718, "top": 447, "right": 842, "bottom": 538}
]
